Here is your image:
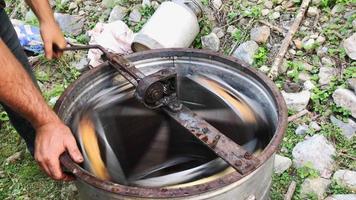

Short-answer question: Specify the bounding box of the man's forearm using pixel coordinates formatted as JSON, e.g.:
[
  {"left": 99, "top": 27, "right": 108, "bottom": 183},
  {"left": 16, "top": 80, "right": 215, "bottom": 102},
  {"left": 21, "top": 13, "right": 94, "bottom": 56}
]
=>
[
  {"left": 0, "top": 39, "right": 60, "bottom": 128},
  {"left": 25, "top": 0, "right": 55, "bottom": 25}
]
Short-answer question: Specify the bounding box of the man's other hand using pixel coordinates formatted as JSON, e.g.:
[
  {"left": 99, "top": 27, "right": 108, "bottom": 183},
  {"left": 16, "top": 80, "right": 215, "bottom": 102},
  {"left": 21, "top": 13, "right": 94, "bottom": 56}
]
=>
[
  {"left": 34, "top": 121, "right": 83, "bottom": 181},
  {"left": 40, "top": 21, "right": 66, "bottom": 59}
]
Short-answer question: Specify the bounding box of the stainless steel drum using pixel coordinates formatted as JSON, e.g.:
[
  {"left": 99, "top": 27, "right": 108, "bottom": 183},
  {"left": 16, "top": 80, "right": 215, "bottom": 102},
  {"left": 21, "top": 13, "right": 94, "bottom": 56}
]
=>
[{"left": 55, "top": 49, "right": 287, "bottom": 200}]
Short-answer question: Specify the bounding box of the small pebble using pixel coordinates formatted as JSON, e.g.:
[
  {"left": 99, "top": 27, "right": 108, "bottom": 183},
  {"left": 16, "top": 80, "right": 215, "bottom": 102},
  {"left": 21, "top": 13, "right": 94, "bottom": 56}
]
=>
[
  {"left": 295, "top": 124, "right": 309, "bottom": 135},
  {"left": 270, "top": 11, "right": 280, "bottom": 20}
]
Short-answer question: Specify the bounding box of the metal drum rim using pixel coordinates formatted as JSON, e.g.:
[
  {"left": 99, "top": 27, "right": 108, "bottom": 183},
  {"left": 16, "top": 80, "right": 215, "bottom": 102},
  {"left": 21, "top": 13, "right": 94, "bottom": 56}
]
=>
[{"left": 54, "top": 48, "right": 288, "bottom": 198}]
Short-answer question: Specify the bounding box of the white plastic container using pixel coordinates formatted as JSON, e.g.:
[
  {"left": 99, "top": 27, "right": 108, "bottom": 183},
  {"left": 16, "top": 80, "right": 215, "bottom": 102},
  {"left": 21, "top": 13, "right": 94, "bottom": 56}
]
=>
[{"left": 132, "top": 0, "right": 202, "bottom": 52}]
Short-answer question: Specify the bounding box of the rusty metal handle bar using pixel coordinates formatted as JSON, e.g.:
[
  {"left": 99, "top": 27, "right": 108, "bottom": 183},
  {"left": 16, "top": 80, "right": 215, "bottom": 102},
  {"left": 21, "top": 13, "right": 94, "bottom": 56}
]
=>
[
  {"left": 60, "top": 44, "right": 260, "bottom": 175},
  {"left": 60, "top": 44, "right": 144, "bottom": 85}
]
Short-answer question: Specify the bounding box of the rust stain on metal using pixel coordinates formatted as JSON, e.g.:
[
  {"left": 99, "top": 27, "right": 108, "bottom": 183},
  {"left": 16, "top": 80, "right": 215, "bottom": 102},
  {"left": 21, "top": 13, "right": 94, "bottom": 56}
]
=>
[{"left": 163, "top": 105, "right": 260, "bottom": 174}]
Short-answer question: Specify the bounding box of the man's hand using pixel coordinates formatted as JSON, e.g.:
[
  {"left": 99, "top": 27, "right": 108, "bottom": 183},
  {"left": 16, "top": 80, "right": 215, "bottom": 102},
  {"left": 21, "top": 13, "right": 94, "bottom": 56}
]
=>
[
  {"left": 24, "top": 0, "right": 66, "bottom": 59},
  {"left": 40, "top": 21, "right": 66, "bottom": 59},
  {"left": 35, "top": 121, "right": 83, "bottom": 181}
]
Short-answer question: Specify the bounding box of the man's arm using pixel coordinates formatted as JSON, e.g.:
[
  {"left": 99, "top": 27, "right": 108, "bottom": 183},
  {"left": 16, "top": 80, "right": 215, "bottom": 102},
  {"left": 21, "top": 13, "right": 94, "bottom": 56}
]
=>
[
  {"left": 0, "top": 39, "right": 83, "bottom": 180},
  {"left": 25, "top": 0, "right": 66, "bottom": 59}
]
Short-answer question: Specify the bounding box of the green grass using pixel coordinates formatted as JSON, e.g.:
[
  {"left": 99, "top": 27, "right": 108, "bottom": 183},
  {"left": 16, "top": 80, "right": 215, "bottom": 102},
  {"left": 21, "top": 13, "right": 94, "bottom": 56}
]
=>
[
  {"left": 0, "top": 116, "right": 77, "bottom": 199},
  {"left": 253, "top": 46, "right": 268, "bottom": 67},
  {"left": 0, "top": 53, "right": 81, "bottom": 199},
  {"left": 231, "top": 28, "right": 244, "bottom": 43},
  {"left": 327, "top": 180, "right": 353, "bottom": 195},
  {"left": 193, "top": 16, "right": 213, "bottom": 49},
  {"left": 311, "top": 66, "right": 356, "bottom": 116}
]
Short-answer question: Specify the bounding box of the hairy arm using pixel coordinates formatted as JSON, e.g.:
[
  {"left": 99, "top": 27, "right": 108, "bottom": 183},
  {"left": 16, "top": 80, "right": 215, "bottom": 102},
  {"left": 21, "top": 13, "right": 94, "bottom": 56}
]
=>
[
  {"left": 25, "top": 0, "right": 66, "bottom": 59},
  {"left": 0, "top": 39, "right": 82, "bottom": 180},
  {"left": 0, "top": 39, "right": 58, "bottom": 127},
  {"left": 25, "top": 0, "right": 54, "bottom": 25}
]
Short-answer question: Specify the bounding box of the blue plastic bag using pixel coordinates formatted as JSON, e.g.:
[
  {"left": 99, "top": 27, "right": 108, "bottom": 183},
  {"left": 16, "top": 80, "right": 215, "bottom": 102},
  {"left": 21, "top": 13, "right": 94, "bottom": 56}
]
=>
[{"left": 13, "top": 22, "right": 44, "bottom": 54}]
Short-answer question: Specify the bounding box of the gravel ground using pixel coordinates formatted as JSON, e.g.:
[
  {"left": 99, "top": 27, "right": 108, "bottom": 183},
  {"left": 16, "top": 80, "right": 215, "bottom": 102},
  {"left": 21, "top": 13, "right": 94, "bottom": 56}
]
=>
[{"left": 0, "top": 0, "right": 355, "bottom": 199}]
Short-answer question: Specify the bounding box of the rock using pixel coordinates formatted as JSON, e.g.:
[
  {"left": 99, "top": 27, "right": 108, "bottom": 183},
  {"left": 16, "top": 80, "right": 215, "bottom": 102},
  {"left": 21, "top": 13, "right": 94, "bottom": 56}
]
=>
[
  {"left": 288, "top": 49, "right": 297, "bottom": 55},
  {"left": 311, "top": 0, "right": 321, "bottom": 6},
  {"left": 274, "top": 154, "right": 292, "bottom": 175},
  {"left": 331, "top": 4, "right": 345, "bottom": 15},
  {"left": 333, "top": 170, "right": 356, "bottom": 191},
  {"left": 283, "top": 82, "right": 302, "bottom": 93},
  {"left": 250, "top": 26, "right": 271, "bottom": 44},
  {"left": 347, "top": 78, "right": 356, "bottom": 94},
  {"left": 49, "top": 96, "right": 59, "bottom": 106},
  {"left": 295, "top": 124, "right": 309, "bottom": 135},
  {"left": 353, "top": 20, "right": 356, "bottom": 29},
  {"left": 0, "top": 170, "right": 5, "bottom": 178},
  {"left": 300, "top": 177, "right": 331, "bottom": 199},
  {"left": 307, "top": 6, "right": 319, "bottom": 17},
  {"left": 298, "top": 72, "right": 311, "bottom": 82},
  {"left": 54, "top": 13, "right": 85, "bottom": 36},
  {"left": 303, "top": 38, "right": 316, "bottom": 51},
  {"left": 67, "top": 184, "right": 78, "bottom": 192},
  {"left": 212, "top": 0, "right": 222, "bottom": 9},
  {"left": 101, "top": 0, "right": 119, "bottom": 8},
  {"left": 292, "top": 134, "right": 336, "bottom": 178},
  {"left": 316, "top": 36, "right": 326, "bottom": 44},
  {"left": 78, "top": 10, "right": 86, "bottom": 16},
  {"left": 264, "top": 1, "right": 273, "bottom": 9},
  {"left": 232, "top": 41, "right": 259, "bottom": 65},
  {"left": 282, "top": 1, "right": 294, "bottom": 9},
  {"left": 259, "top": 65, "right": 270, "bottom": 74},
  {"left": 108, "top": 5, "right": 128, "bottom": 22},
  {"left": 201, "top": 33, "right": 220, "bottom": 51},
  {"left": 321, "top": 57, "right": 336, "bottom": 67},
  {"left": 325, "top": 194, "right": 356, "bottom": 200},
  {"left": 330, "top": 116, "right": 356, "bottom": 140},
  {"left": 332, "top": 88, "right": 356, "bottom": 118},
  {"left": 304, "top": 80, "right": 315, "bottom": 91},
  {"left": 61, "top": 0, "right": 69, "bottom": 4},
  {"left": 300, "top": 26, "right": 308, "bottom": 32},
  {"left": 301, "top": 62, "right": 314, "bottom": 71},
  {"left": 274, "top": 5, "right": 282, "bottom": 11},
  {"left": 72, "top": 57, "right": 89, "bottom": 72},
  {"left": 294, "top": 39, "right": 303, "bottom": 49},
  {"left": 310, "top": 33, "right": 319, "bottom": 39},
  {"left": 279, "top": 59, "right": 289, "bottom": 74},
  {"left": 317, "top": 46, "right": 328, "bottom": 57},
  {"left": 151, "top": 1, "right": 160, "bottom": 9},
  {"left": 262, "top": 9, "right": 270, "bottom": 16},
  {"left": 129, "top": 6, "right": 142, "bottom": 23},
  {"left": 309, "top": 121, "right": 321, "bottom": 131},
  {"left": 270, "top": 11, "right": 280, "bottom": 20},
  {"left": 344, "top": 10, "right": 356, "bottom": 20},
  {"left": 212, "top": 27, "right": 225, "bottom": 39},
  {"left": 68, "top": 2, "right": 78, "bottom": 11},
  {"left": 281, "top": 90, "right": 310, "bottom": 112},
  {"left": 227, "top": 25, "right": 237, "bottom": 34},
  {"left": 5, "top": 151, "right": 23, "bottom": 164},
  {"left": 142, "top": 0, "right": 150, "bottom": 6},
  {"left": 343, "top": 33, "right": 356, "bottom": 60},
  {"left": 318, "top": 67, "right": 338, "bottom": 86}
]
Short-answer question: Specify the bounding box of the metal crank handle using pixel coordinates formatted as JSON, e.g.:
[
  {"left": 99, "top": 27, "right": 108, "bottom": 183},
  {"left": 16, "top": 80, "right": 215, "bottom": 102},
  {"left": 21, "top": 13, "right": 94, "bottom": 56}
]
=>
[
  {"left": 58, "top": 43, "right": 144, "bottom": 84},
  {"left": 163, "top": 104, "right": 260, "bottom": 175},
  {"left": 58, "top": 43, "right": 110, "bottom": 59}
]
